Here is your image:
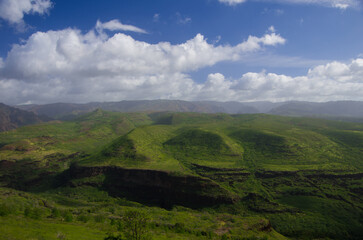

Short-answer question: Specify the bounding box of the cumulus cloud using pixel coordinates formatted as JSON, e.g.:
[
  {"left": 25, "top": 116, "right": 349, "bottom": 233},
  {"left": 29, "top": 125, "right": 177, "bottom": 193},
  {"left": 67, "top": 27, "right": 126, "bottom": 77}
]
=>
[
  {"left": 0, "top": 0, "right": 52, "bottom": 25},
  {"left": 0, "top": 24, "right": 285, "bottom": 104},
  {"left": 1, "top": 21, "right": 360, "bottom": 104},
  {"left": 96, "top": 19, "right": 147, "bottom": 34},
  {"left": 235, "top": 32, "right": 286, "bottom": 53},
  {"left": 194, "top": 58, "right": 363, "bottom": 102},
  {"left": 219, "top": 0, "right": 360, "bottom": 9}
]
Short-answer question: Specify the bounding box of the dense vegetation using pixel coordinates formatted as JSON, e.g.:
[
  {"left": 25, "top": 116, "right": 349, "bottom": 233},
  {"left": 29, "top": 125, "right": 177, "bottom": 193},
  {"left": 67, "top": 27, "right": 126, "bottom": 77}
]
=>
[{"left": 0, "top": 110, "right": 362, "bottom": 239}]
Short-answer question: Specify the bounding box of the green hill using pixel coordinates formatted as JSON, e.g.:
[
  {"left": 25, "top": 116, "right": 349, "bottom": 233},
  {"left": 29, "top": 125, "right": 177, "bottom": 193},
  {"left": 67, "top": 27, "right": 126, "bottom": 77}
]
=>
[{"left": 0, "top": 111, "right": 362, "bottom": 240}]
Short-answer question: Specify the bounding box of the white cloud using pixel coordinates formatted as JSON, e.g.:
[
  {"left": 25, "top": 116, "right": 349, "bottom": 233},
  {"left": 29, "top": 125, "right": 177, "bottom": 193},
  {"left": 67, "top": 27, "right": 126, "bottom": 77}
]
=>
[
  {"left": 238, "top": 53, "right": 328, "bottom": 69},
  {"left": 0, "top": 0, "right": 52, "bottom": 25},
  {"left": 334, "top": 3, "right": 349, "bottom": 9},
  {"left": 176, "top": 12, "right": 192, "bottom": 25},
  {"left": 280, "top": 0, "right": 359, "bottom": 9},
  {"left": 153, "top": 13, "right": 160, "bottom": 22},
  {"left": 219, "top": 0, "right": 247, "bottom": 6},
  {"left": 268, "top": 26, "right": 276, "bottom": 33},
  {"left": 96, "top": 19, "right": 147, "bottom": 34},
  {"left": 213, "top": 35, "right": 222, "bottom": 44},
  {"left": 0, "top": 24, "right": 285, "bottom": 104},
  {"left": 262, "top": 8, "right": 285, "bottom": 15},
  {"left": 193, "top": 58, "right": 363, "bottom": 102},
  {"left": 219, "top": 0, "right": 360, "bottom": 9},
  {"left": 236, "top": 32, "right": 286, "bottom": 52},
  {"left": 2, "top": 21, "right": 360, "bottom": 104}
]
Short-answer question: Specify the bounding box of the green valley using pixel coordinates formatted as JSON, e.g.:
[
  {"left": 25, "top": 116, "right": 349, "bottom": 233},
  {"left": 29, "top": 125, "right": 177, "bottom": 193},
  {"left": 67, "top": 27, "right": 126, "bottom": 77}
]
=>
[{"left": 0, "top": 110, "right": 362, "bottom": 240}]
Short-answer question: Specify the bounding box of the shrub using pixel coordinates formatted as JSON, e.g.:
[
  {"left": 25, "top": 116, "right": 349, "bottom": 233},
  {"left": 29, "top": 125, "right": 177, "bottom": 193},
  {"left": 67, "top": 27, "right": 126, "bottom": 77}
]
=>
[
  {"left": 0, "top": 203, "right": 12, "bottom": 216},
  {"left": 51, "top": 208, "right": 61, "bottom": 218},
  {"left": 104, "top": 234, "right": 124, "bottom": 240},
  {"left": 95, "top": 214, "right": 106, "bottom": 223},
  {"left": 122, "top": 210, "right": 151, "bottom": 240},
  {"left": 173, "top": 222, "right": 186, "bottom": 233},
  {"left": 221, "top": 235, "right": 229, "bottom": 240},
  {"left": 63, "top": 210, "right": 73, "bottom": 222},
  {"left": 24, "top": 206, "right": 43, "bottom": 220},
  {"left": 77, "top": 214, "right": 90, "bottom": 223}
]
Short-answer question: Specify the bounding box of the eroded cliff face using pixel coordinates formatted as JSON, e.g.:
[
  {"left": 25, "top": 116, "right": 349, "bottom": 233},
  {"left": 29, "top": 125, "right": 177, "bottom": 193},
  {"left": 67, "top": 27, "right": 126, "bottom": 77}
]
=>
[{"left": 66, "top": 165, "right": 236, "bottom": 208}]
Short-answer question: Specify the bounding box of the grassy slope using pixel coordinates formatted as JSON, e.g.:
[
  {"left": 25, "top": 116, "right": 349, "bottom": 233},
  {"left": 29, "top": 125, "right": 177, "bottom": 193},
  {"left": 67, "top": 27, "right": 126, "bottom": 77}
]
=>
[
  {"left": 0, "top": 111, "right": 362, "bottom": 239},
  {"left": 0, "top": 187, "right": 287, "bottom": 240},
  {"left": 82, "top": 112, "right": 363, "bottom": 172},
  {"left": 0, "top": 110, "right": 152, "bottom": 163},
  {"left": 4, "top": 111, "right": 360, "bottom": 172}
]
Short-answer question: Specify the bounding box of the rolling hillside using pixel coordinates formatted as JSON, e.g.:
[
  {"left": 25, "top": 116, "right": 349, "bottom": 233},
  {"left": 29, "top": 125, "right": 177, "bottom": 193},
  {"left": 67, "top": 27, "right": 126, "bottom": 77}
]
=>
[{"left": 0, "top": 111, "right": 362, "bottom": 240}]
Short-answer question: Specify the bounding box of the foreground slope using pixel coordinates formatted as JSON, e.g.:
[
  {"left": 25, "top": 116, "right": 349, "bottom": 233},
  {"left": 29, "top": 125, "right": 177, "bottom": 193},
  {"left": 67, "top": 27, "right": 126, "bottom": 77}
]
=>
[{"left": 0, "top": 111, "right": 362, "bottom": 239}]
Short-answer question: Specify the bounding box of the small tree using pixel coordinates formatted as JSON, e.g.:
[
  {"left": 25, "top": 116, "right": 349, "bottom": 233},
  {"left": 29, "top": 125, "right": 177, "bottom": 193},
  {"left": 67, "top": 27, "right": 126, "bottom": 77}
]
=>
[{"left": 122, "top": 210, "right": 151, "bottom": 240}]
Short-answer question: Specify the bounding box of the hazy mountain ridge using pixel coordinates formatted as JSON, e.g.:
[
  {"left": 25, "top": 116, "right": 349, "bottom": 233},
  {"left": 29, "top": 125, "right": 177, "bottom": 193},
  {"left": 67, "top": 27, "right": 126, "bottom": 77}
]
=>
[
  {"left": 17, "top": 100, "right": 260, "bottom": 119},
  {"left": 0, "top": 103, "right": 48, "bottom": 132},
  {"left": 268, "top": 101, "right": 363, "bottom": 117},
  {"left": 16, "top": 100, "right": 363, "bottom": 120}
]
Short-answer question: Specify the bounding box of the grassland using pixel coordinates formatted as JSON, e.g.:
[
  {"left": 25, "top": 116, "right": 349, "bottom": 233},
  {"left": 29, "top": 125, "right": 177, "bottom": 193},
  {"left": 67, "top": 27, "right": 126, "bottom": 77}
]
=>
[
  {"left": 81, "top": 112, "right": 363, "bottom": 172},
  {"left": 0, "top": 110, "right": 362, "bottom": 239}
]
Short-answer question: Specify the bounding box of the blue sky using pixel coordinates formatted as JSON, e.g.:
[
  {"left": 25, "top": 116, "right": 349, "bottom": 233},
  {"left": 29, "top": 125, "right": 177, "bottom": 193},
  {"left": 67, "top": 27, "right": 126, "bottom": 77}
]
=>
[{"left": 0, "top": 0, "right": 362, "bottom": 104}]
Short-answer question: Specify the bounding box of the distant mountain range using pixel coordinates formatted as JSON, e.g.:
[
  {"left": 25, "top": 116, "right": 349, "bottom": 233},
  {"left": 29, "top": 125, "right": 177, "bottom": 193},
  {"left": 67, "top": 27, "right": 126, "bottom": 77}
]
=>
[
  {"left": 0, "top": 103, "right": 49, "bottom": 132},
  {"left": 268, "top": 101, "right": 363, "bottom": 117},
  {"left": 16, "top": 100, "right": 261, "bottom": 119},
  {"left": 16, "top": 100, "right": 363, "bottom": 119},
  {"left": 1, "top": 100, "right": 362, "bottom": 131}
]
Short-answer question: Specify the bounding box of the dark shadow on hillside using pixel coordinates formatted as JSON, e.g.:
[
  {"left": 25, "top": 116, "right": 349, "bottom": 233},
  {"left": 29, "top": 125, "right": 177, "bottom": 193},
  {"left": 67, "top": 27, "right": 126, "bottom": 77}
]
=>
[{"left": 56, "top": 164, "right": 236, "bottom": 209}]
